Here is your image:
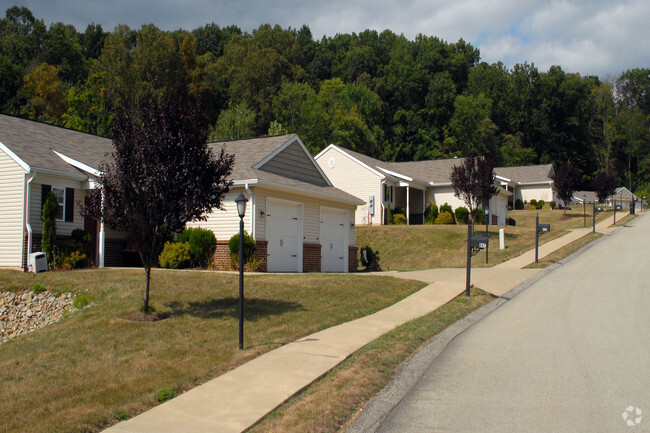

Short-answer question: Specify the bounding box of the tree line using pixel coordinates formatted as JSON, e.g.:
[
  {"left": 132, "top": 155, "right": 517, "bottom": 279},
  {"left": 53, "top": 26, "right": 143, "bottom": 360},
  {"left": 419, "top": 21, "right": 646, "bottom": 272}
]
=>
[{"left": 1, "top": 5, "right": 649, "bottom": 194}]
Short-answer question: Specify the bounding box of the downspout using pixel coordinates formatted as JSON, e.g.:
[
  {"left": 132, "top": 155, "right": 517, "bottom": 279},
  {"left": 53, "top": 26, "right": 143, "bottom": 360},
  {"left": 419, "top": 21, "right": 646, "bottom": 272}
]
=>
[
  {"left": 24, "top": 171, "right": 36, "bottom": 271},
  {"left": 380, "top": 180, "right": 386, "bottom": 225},
  {"left": 98, "top": 189, "right": 106, "bottom": 268}
]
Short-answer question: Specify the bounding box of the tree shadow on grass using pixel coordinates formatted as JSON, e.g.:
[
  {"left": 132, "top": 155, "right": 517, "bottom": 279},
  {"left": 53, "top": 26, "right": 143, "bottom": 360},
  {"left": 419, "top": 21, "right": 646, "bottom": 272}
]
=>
[{"left": 165, "top": 297, "right": 304, "bottom": 321}]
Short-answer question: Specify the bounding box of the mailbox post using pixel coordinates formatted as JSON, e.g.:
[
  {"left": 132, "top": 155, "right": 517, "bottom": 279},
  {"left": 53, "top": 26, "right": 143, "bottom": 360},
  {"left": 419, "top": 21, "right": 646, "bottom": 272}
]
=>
[
  {"left": 465, "top": 223, "right": 488, "bottom": 297},
  {"left": 592, "top": 201, "right": 596, "bottom": 233},
  {"left": 535, "top": 214, "right": 550, "bottom": 263}
]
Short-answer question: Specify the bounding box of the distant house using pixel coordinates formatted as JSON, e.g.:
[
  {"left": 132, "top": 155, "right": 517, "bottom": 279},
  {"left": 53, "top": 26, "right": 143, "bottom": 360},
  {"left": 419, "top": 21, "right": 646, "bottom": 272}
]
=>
[
  {"left": 494, "top": 164, "right": 557, "bottom": 207},
  {"left": 315, "top": 144, "right": 512, "bottom": 226},
  {"left": 187, "top": 135, "right": 363, "bottom": 273},
  {"left": 608, "top": 187, "right": 639, "bottom": 210},
  {"left": 0, "top": 114, "right": 127, "bottom": 270}
]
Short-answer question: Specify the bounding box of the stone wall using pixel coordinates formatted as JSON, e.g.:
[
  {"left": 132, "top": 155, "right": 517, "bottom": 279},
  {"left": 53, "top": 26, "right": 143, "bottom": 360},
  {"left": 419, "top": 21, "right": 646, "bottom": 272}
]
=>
[{"left": 0, "top": 291, "right": 75, "bottom": 343}]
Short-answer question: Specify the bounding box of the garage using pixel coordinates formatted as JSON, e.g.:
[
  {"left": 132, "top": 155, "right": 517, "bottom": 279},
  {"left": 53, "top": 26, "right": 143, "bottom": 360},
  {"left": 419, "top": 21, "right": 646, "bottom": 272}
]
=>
[
  {"left": 266, "top": 198, "right": 302, "bottom": 272},
  {"left": 320, "top": 207, "right": 348, "bottom": 273}
]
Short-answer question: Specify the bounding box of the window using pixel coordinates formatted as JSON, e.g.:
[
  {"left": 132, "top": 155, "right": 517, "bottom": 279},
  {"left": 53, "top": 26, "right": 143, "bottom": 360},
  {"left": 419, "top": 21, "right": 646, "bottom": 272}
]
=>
[
  {"left": 52, "top": 187, "right": 65, "bottom": 220},
  {"left": 41, "top": 185, "right": 74, "bottom": 223}
]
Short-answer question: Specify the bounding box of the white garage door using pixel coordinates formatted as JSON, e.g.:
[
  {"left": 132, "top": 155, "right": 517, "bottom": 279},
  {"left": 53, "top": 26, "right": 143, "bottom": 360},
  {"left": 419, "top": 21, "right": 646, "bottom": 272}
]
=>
[
  {"left": 266, "top": 199, "right": 302, "bottom": 272},
  {"left": 320, "top": 207, "right": 348, "bottom": 273}
]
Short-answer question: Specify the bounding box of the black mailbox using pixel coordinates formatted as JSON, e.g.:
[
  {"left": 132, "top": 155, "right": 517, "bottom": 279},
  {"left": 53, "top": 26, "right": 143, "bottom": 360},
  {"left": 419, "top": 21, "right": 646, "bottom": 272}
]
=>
[
  {"left": 537, "top": 223, "right": 550, "bottom": 233},
  {"left": 470, "top": 235, "right": 488, "bottom": 250}
]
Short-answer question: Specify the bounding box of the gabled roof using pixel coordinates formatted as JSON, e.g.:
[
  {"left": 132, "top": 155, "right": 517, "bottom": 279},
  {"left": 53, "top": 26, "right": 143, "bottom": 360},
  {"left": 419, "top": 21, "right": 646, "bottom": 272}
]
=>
[
  {"left": 0, "top": 114, "right": 112, "bottom": 177},
  {"left": 211, "top": 136, "right": 363, "bottom": 205},
  {"left": 494, "top": 164, "right": 554, "bottom": 185},
  {"left": 387, "top": 158, "right": 465, "bottom": 185}
]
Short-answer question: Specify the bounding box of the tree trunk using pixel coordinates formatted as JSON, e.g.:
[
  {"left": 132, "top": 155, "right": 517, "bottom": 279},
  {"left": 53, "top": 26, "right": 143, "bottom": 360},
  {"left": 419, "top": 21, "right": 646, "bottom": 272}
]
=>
[{"left": 143, "top": 265, "right": 151, "bottom": 313}]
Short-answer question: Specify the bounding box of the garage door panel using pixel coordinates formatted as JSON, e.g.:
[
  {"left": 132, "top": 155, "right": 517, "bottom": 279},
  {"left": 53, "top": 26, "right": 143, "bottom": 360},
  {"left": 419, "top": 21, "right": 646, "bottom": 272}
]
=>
[
  {"left": 321, "top": 208, "right": 347, "bottom": 273},
  {"left": 267, "top": 199, "right": 301, "bottom": 272}
]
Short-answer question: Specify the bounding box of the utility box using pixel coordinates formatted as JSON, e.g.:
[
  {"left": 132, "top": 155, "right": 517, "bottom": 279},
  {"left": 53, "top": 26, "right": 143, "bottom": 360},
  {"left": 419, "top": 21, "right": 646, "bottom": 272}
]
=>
[
  {"left": 28, "top": 252, "right": 48, "bottom": 273},
  {"left": 470, "top": 236, "right": 488, "bottom": 250},
  {"left": 537, "top": 223, "right": 550, "bottom": 233}
]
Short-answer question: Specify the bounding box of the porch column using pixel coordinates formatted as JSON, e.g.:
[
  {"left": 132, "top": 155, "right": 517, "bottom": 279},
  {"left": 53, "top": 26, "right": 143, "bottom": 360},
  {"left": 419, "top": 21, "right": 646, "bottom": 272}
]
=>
[
  {"left": 98, "top": 190, "right": 105, "bottom": 268},
  {"left": 406, "top": 186, "right": 410, "bottom": 225}
]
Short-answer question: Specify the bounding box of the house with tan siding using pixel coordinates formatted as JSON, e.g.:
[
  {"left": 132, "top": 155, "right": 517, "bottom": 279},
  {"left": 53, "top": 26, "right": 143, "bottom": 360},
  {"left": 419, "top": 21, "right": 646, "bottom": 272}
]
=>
[
  {"left": 494, "top": 164, "right": 557, "bottom": 207},
  {"left": 0, "top": 114, "right": 128, "bottom": 270},
  {"left": 316, "top": 144, "right": 512, "bottom": 225},
  {"left": 188, "top": 135, "right": 363, "bottom": 273}
]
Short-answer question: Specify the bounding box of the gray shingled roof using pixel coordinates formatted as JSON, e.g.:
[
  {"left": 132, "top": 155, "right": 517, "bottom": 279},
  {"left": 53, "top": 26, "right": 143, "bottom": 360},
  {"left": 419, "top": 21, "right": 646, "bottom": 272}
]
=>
[
  {"left": 0, "top": 114, "right": 112, "bottom": 175},
  {"left": 210, "top": 136, "right": 363, "bottom": 204},
  {"left": 387, "top": 158, "right": 465, "bottom": 184},
  {"left": 494, "top": 164, "right": 554, "bottom": 184}
]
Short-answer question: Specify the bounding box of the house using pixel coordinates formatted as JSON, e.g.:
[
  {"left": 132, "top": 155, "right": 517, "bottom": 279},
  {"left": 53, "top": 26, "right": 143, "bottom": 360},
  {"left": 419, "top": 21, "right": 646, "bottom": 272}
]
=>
[
  {"left": 493, "top": 164, "right": 557, "bottom": 207},
  {"left": 315, "top": 144, "right": 512, "bottom": 226},
  {"left": 608, "top": 187, "right": 639, "bottom": 210},
  {"left": 187, "top": 135, "right": 363, "bottom": 273},
  {"left": 1, "top": 116, "right": 360, "bottom": 273},
  {"left": 572, "top": 191, "right": 598, "bottom": 205},
  {"left": 0, "top": 114, "right": 127, "bottom": 270}
]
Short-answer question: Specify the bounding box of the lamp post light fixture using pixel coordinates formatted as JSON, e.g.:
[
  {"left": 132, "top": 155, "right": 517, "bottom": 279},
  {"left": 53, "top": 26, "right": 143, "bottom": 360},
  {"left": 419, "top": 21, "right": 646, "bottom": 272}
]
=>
[
  {"left": 235, "top": 192, "right": 248, "bottom": 350},
  {"left": 583, "top": 195, "right": 586, "bottom": 227}
]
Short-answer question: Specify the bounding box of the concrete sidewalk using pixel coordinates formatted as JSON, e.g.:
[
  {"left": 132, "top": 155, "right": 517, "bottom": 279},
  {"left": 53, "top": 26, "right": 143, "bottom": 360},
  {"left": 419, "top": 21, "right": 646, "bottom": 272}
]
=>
[{"left": 103, "top": 213, "right": 623, "bottom": 433}]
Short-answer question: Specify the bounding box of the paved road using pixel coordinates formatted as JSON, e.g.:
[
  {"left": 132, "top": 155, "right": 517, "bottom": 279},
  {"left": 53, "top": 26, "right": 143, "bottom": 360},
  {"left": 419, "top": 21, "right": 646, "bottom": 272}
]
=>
[{"left": 351, "top": 213, "right": 650, "bottom": 432}]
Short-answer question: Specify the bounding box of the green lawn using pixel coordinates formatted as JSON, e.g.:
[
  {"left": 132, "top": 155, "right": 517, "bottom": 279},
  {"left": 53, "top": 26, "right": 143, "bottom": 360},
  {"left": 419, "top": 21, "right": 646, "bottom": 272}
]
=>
[
  {"left": 0, "top": 269, "right": 424, "bottom": 433},
  {"left": 356, "top": 209, "right": 614, "bottom": 271}
]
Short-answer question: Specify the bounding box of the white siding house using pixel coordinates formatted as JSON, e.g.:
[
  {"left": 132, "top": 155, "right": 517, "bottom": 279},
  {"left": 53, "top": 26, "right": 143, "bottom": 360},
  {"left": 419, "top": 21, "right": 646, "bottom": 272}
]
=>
[
  {"left": 0, "top": 114, "right": 123, "bottom": 270},
  {"left": 316, "top": 145, "right": 513, "bottom": 226},
  {"left": 188, "top": 135, "right": 363, "bottom": 273}
]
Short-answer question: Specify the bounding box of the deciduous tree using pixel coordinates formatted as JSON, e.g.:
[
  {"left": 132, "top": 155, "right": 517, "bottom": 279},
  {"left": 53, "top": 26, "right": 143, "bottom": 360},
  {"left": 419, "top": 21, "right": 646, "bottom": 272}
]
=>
[
  {"left": 551, "top": 162, "right": 579, "bottom": 213},
  {"left": 95, "top": 91, "right": 234, "bottom": 313},
  {"left": 450, "top": 155, "right": 498, "bottom": 222}
]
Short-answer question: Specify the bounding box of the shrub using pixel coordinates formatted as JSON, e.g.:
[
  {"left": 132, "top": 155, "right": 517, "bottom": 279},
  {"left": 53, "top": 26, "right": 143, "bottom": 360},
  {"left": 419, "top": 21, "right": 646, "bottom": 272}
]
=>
[
  {"left": 424, "top": 202, "right": 438, "bottom": 224},
  {"left": 41, "top": 190, "right": 59, "bottom": 265},
  {"left": 387, "top": 205, "right": 393, "bottom": 225},
  {"left": 474, "top": 208, "right": 485, "bottom": 224},
  {"left": 360, "top": 245, "right": 380, "bottom": 271},
  {"left": 550, "top": 201, "right": 557, "bottom": 209},
  {"left": 515, "top": 199, "right": 524, "bottom": 210},
  {"left": 537, "top": 199, "right": 545, "bottom": 209},
  {"left": 440, "top": 202, "right": 453, "bottom": 214},
  {"left": 393, "top": 213, "right": 407, "bottom": 225},
  {"left": 228, "top": 231, "right": 257, "bottom": 270},
  {"left": 158, "top": 242, "right": 191, "bottom": 269},
  {"left": 434, "top": 210, "right": 454, "bottom": 225},
  {"left": 62, "top": 251, "right": 89, "bottom": 270},
  {"left": 529, "top": 204, "right": 537, "bottom": 210},
  {"left": 73, "top": 293, "right": 93, "bottom": 309},
  {"left": 530, "top": 199, "right": 538, "bottom": 208},
  {"left": 508, "top": 217, "right": 517, "bottom": 226},
  {"left": 70, "top": 229, "right": 93, "bottom": 256},
  {"left": 178, "top": 227, "right": 217, "bottom": 268},
  {"left": 455, "top": 206, "right": 470, "bottom": 224},
  {"left": 156, "top": 387, "right": 177, "bottom": 403}
]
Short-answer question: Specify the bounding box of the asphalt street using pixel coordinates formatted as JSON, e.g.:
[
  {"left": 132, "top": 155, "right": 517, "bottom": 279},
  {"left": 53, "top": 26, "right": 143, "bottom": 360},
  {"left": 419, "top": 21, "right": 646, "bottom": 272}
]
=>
[{"left": 349, "top": 213, "right": 650, "bottom": 433}]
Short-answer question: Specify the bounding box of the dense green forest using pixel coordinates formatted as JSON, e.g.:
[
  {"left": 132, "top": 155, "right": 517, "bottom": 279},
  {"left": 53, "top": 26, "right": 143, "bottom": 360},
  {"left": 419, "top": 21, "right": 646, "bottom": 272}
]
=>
[{"left": 1, "top": 6, "right": 649, "bottom": 194}]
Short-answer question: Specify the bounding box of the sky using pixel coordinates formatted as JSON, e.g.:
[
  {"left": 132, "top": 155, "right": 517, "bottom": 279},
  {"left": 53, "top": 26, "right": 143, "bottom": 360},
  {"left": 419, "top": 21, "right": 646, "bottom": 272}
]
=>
[{"left": 2, "top": 0, "right": 649, "bottom": 79}]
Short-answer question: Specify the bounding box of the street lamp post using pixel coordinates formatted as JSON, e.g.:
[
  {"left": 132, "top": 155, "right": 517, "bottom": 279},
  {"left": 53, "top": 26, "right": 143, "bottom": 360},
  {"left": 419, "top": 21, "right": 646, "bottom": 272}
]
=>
[
  {"left": 235, "top": 192, "right": 248, "bottom": 350},
  {"left": 485, "top": 208, "right": 489, "bottom": 264},
  {"left": 583, "top": 195, "right": 586, "bottom": 227}
]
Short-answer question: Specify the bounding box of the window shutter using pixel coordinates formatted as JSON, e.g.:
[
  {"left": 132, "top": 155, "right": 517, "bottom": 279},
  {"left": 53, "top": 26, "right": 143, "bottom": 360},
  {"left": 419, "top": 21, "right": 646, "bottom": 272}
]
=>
[
  {"left": 65, "top": 188, "right": 74, "bottom": 222},
  {"left": 41, "top": 184, "right": 51, "bottom": 209}
]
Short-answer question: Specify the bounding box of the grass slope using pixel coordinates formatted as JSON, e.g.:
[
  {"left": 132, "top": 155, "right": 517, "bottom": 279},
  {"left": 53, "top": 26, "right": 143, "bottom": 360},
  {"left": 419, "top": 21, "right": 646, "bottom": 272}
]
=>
[
  {"left": 356, "top": 209, "right": 613, "bottom": 271},
  {"left": 0, "top": 269, "right": 424, "bottom": 433}
]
